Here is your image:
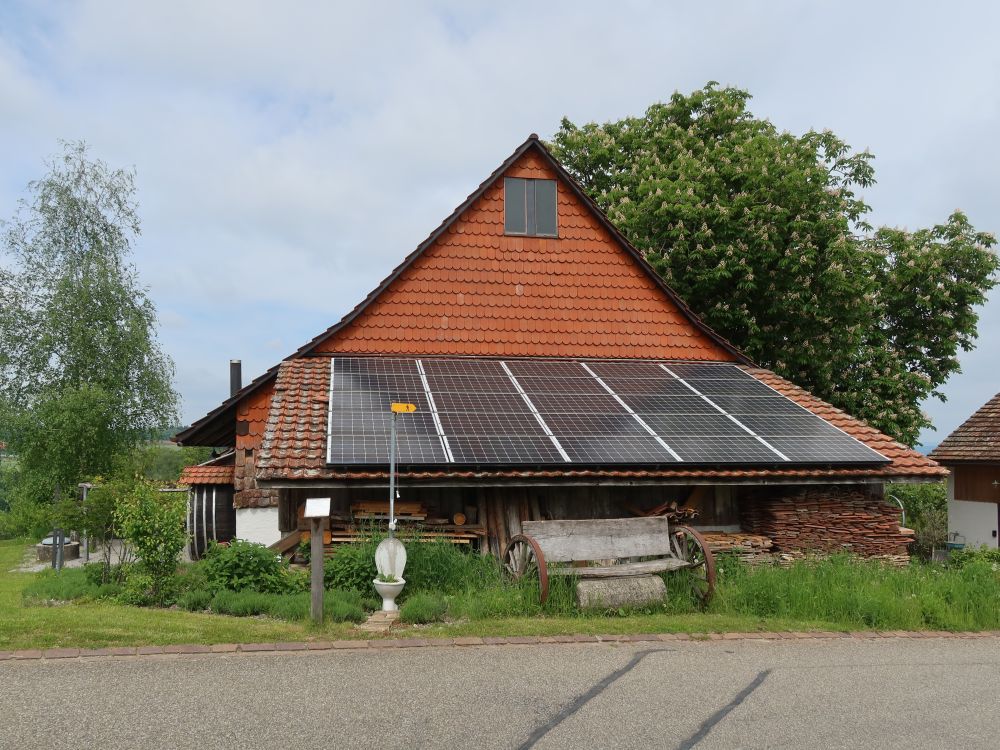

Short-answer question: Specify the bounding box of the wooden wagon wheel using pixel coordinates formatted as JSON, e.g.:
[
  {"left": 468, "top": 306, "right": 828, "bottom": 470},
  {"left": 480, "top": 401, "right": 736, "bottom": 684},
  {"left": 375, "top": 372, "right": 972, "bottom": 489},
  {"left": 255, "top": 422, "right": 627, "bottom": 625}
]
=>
[
  {"left": 502, "top": 535, "right": 550, "bottom": 604},
  {"left": 670, "top": 525, "right": 717, "bottom": 608}
]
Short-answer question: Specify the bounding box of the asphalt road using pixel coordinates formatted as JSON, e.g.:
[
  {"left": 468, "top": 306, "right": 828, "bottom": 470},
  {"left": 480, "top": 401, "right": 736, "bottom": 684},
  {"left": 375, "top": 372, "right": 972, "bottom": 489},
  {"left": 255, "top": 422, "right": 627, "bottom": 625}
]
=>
[{"left": 2, "top": 638, "right": 998, "bottom": 749}]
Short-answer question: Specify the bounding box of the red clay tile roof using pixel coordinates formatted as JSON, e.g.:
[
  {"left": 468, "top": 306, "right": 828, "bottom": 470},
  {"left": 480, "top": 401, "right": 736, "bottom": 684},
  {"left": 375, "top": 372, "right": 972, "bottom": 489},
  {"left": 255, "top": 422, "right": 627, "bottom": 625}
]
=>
[
  {"left": 175, "top": 135, "right": 745, "bottom": 447},
  {"left": 236, "top": 382, "right": 274, "bottom": 451},
  {"left": 255, "top": 357, "right": 945, "bottom": 484},
  {"left": 179, "top": 464, "right": 236, "bottom": 485},
  {"left": 317, "top": 148, "right": 735, "bottom": 360},
  {"left": 929, "top": 392, "right": 1000, "bottom": 464}
]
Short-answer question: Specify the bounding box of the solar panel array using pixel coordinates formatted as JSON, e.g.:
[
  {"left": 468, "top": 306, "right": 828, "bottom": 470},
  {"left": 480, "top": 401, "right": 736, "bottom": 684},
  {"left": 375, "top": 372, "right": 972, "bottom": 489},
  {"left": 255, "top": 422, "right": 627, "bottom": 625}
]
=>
[{"left": 326, "top": 357, "right": 890, "bottom": 467}]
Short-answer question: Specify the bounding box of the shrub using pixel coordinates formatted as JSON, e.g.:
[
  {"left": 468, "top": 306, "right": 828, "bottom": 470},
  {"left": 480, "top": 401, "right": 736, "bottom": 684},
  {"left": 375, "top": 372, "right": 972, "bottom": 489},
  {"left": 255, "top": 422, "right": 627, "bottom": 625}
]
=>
[
  {"left": 0, "top": 495, "right": 54, "bottom": 540},
  {"left": 115, "top": 478, "right": 187, "bottom": 603},
  {"left": 266, "top": 593, "right": 311, "bottom": 621},
  {"left": 949, "top": 546, "right": 1000, "bottom": 569},
  {"left": 202, "top": 539, "right": 290, "bottom": 593},
  {"left": 325, "top": 595, "right": 366, "bottom": 624},
  {"left": 207, "top": 588, "right": 366, "bottom": 623},
  {"left": 178, "top": 589, "right": 214, "bottom": 612},
  {"left": 174, "top": 561, "right": 214, "bottom": 594},
  {"left": 399, "top": 592, "right": 447, "bottom": 624},
  {"left": 95, "top": 581, "right": 124, "bottom": 599},
  {"left": 889, "top": 483, "right": 947, "bottom": 559},
  {"left": 210, "top": 589, "right": 268, "bottom": 617},
  {"left": 285, "top": 567, "right": 310, "bottom": 593},
  {"left": 118, "top": 569, "right": 159, "bottom": 606},
  {"left": 296, "top": 539, "right": 311, "bottom": 564},
  {"left": 324, "top": 543, "right": 378, "bottom": 592}
]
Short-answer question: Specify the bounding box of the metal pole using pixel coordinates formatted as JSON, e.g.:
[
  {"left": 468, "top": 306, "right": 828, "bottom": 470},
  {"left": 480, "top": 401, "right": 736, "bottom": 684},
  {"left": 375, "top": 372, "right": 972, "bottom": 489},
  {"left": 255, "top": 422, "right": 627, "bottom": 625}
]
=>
[
  {"left": 81, "top": 484, "right": 90, "bottom": 563},
  {"left": 55, "top": 528, "right": 64, "bottom": 573},
  {"left": 887, "top": 493, "right": 906, "bottom": 527},
  {"left": 50, "top": 528, "right": 57, "bottom": 570},
  {"left": 388, "top": 411, "right": 397, "bottom": 538},
  {"left": 310, "top": 517, "right": 324, "bottom": 624}
]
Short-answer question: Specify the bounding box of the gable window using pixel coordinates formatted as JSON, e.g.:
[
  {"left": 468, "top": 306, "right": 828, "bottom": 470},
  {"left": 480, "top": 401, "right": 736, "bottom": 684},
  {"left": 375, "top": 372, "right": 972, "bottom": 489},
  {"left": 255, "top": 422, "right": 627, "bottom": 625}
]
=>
[{"left": 504, "top": 177, "right": 557, "bottom": 237}]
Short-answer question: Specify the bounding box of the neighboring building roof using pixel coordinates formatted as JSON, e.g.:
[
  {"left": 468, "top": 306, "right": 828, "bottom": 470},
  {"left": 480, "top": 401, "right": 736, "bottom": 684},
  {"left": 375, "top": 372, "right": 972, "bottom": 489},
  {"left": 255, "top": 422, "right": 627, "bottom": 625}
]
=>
[
  {"left": 255, "top": 357, "right": 945, "bottom": 484},
  {"left": 174, "top": 135, "right": 746, "bottom": 447},
  {"left": 930, "top": 392, "right": 1000, "bottom": 464},
  {"left": 179, "top": 464, "right": 236, "bottom": 485}
]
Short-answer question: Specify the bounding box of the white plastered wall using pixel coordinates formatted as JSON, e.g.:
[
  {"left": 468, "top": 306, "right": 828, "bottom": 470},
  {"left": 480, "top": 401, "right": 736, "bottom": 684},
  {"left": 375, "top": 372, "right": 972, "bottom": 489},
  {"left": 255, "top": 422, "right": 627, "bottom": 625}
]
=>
[
  {"left": 235, "top": 507, "right": 281, "bottom": 547},
  {"left": 948, "top": 473, "right": 999, "bottom": 549}
]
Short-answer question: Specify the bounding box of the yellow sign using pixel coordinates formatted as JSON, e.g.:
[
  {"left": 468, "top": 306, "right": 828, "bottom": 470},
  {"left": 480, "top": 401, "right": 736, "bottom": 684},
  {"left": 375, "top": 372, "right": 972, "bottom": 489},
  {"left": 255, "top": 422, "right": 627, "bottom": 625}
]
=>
[{"left": 391, "top": 402, "right": 417, "bottom": 413}]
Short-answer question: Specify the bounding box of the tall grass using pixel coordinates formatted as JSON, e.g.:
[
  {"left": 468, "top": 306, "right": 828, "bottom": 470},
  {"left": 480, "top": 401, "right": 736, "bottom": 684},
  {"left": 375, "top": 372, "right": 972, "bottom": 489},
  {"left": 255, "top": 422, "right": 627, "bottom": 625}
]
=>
[
  {"left": 387, "top": 543, "right": 1000, "bottom": 631},
  {"left": 713, "top": 554, "right": 1000, "bottom": 631}
]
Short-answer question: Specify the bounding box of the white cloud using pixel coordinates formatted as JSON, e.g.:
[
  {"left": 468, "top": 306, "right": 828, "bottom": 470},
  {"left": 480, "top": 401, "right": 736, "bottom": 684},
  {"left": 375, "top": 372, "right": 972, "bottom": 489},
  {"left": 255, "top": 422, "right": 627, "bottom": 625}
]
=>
[{"left": 1, "top": 0, "right": 997, "bottom": 428}]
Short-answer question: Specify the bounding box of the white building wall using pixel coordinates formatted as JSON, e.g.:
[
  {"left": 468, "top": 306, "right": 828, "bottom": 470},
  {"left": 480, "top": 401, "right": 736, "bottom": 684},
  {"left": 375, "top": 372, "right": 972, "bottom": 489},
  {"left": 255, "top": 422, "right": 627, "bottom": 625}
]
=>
[
  {"left": 235, "top": 507, "right": 281, "bottom": 547},
  {"left": 949, "top": 499, "right": 999, "bottom": 549}
]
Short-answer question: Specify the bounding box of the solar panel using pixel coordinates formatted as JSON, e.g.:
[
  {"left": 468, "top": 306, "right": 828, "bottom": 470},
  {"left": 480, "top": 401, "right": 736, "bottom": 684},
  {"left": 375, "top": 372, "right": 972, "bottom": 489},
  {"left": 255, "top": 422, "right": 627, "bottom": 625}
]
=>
[
  {"left": 325, "top": 356, "right": 890, "bottom": 467},
  {"left": 328, "top": 435, "right": 448, "bottom": 464},
  {"left": 558, "top": 436, "right": 679, "bottom": 463},
  {"left": 541, "top": 413, "right": 648, "bottom": 436},
  {"left": 424, "top": 374, "right": 520, "bottom": 394},
  {"left": 448, "top": 435, "right": 565, "bottom": 464},
  {"left": 598, "top": 377, "right": 692, "bottom": 396}
]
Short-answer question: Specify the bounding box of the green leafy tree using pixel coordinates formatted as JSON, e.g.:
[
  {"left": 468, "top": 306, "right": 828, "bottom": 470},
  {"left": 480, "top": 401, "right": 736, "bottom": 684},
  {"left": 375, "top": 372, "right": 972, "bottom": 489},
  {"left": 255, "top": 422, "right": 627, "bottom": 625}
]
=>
[
  {"left": 0, "top": 142, "right": 177, "bottom": 517},
  {"left": 551, "top": 84, "right": 998, "bottom": 444}
]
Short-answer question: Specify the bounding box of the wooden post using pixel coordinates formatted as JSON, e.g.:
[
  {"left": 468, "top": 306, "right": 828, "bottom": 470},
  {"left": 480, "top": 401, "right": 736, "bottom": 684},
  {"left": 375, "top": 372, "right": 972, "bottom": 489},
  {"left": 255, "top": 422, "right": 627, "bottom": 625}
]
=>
[{"left": 310, "top": 517, "right": 324, "bottom": 624}]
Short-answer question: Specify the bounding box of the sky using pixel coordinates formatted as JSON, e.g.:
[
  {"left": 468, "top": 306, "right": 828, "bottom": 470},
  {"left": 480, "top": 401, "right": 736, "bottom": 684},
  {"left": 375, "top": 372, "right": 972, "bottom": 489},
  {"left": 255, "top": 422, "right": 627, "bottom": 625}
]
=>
[{"left": 0, "top": 0, "right": 997, "bottom": 450}]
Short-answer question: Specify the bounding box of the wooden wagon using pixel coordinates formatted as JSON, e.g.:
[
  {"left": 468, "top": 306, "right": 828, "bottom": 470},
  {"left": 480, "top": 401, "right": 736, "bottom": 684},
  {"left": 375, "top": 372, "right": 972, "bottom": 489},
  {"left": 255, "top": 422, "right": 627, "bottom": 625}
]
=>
[{"left": 502, "top": 516, "right": 717, "bottom": 607}]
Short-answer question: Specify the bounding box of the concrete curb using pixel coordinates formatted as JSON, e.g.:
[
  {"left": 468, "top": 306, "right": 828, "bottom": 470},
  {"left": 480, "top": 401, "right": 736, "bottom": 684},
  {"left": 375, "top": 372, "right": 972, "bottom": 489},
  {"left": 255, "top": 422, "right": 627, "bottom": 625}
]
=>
[{"left": 2, "top": 630, "right": 999, "bottom": 662}]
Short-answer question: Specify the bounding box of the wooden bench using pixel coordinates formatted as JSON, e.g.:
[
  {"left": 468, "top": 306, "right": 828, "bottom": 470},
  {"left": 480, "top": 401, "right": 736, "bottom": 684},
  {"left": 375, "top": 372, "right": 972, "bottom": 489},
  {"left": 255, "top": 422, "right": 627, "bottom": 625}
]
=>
[{"left": 503, "top": 516, "right": 716, "bottom": 608}]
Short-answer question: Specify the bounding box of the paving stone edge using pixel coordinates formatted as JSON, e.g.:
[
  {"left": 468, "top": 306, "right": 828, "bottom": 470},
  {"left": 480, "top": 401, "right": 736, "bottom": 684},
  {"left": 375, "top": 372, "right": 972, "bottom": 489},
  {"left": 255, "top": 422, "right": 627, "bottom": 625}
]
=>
[{"left": 2, "top": 630, "right": 998, "bottom": 662}]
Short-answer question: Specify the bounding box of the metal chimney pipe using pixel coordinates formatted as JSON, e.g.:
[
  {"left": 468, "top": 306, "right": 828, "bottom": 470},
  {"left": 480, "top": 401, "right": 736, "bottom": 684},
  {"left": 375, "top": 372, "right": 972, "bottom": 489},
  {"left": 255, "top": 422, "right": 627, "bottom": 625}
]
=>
[{"left": 229, "top": 359, "right": 242, "bottom": 397}]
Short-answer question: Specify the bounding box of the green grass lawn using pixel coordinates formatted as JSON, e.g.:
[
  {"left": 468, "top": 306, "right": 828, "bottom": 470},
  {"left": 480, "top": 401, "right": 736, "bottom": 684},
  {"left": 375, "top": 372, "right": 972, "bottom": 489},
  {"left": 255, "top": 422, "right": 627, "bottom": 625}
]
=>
[
  {"left": 3, "top": 539, "right": 998, "bottom": 651},
  {"left": 0, "top": 540, "right": 834, "bottom": 650},
  {"left": 0, "top": 540, "right": 358, "bottom": 650}
]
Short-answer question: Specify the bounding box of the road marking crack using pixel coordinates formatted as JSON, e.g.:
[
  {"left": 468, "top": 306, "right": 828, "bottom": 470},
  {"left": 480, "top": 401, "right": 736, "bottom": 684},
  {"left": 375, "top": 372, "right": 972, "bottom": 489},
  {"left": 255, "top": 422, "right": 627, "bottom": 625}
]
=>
[
  {"left": 677, "top": 669, "right": 772, "bottom": 750},
  {"left": 516, "top": 648, "right": 667, "bottom": 749}
]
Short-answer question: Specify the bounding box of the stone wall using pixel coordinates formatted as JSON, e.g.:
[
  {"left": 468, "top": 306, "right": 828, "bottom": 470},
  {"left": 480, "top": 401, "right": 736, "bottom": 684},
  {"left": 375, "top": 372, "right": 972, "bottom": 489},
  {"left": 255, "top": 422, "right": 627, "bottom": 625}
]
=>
[{"left": 233, "top": 448, "right": 279, "bottom": 509}]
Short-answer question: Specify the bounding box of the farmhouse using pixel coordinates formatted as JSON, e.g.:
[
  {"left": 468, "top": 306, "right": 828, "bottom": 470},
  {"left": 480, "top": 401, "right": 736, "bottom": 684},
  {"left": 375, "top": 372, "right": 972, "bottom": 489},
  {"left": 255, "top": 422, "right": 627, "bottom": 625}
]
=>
[
  {"left": 176, "top": 135, "right": 944, "bottom": 561},
  {"left": 930, "top": 394, "right": 1000, "bottom": 549}
]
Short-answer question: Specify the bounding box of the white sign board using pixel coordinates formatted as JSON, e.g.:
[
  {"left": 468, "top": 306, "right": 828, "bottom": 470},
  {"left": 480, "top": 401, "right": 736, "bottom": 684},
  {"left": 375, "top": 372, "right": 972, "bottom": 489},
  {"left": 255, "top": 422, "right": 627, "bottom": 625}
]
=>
[{"left": 304, "top": 497, "right": 331, "bottom": 519}]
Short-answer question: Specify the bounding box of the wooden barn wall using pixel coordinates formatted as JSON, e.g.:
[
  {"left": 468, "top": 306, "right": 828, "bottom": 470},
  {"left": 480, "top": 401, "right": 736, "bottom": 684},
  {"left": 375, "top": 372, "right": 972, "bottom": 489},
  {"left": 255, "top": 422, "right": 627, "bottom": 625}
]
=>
[
  {"left": 277, "top": 483, "right": 908, "bottom": 558},
  {"left": 953, "top": 464, "right": 1000, "bottom": 503},
  {"left": 279, "top": 484, "right": 736, "bottom": 556}
]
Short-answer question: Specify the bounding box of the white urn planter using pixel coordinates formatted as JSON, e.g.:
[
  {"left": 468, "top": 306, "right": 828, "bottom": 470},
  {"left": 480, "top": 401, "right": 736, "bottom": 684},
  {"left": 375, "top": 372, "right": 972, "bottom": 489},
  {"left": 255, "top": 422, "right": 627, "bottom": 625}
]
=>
[{"left": 373, "top": 577, "right": 406, "bottom": 612}]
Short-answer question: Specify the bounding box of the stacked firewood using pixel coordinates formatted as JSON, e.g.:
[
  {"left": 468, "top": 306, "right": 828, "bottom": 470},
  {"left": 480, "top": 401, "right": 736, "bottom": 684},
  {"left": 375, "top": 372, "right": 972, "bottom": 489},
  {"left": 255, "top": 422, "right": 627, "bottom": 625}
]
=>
[
  {"left": 701, "top": 532, "right": 774, "bottom": 563},
  {"left": 740, "top": 486, "right": 911, "bottom": 557}
]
